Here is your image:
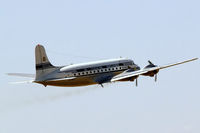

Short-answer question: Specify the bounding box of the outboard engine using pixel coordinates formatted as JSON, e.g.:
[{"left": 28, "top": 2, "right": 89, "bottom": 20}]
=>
[{"left": 142, "top": 60, "right": 159, "bottom": 81}]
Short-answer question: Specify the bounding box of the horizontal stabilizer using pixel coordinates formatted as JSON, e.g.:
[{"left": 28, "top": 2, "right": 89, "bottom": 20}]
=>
[
  {"left": 7, "top": 73, "right": 35, "bottom": 78},
  {"left": 9, "top": 80, "right": 34, "bottom": 84}
]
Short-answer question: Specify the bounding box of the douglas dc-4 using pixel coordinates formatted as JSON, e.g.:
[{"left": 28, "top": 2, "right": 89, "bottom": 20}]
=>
[{"left": 8, "top": 44, "right": 198, "bottom": 87}]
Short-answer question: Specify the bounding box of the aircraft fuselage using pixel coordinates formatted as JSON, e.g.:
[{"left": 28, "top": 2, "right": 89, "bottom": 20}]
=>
[{"left": 35, "top": 58, "right": 140, "bottom": 87}]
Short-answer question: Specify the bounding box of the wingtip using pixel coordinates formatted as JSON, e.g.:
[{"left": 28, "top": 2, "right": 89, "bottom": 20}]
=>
[{"left": 191, "top": 57, "right": 198, "bottom": 61}]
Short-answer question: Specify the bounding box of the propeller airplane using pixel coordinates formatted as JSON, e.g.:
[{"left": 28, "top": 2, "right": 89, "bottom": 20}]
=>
[{"left": 7, "top": 44, "right": 198, "bottom": 87}]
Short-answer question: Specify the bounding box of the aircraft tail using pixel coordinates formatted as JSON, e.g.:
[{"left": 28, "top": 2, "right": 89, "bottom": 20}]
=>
[{"left": 35, "top": 44, "right": 57, "bottom": 81}]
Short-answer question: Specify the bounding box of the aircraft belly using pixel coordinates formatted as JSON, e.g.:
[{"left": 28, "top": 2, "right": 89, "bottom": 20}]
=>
[
  {"left": 40, "top": 71, "right": 124, "bottom": 87},
  {"left": 45, "top": 76, "right": 97, "bottom": 87}
]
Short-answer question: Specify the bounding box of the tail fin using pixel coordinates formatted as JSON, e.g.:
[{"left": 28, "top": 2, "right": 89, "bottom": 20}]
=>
[{"left": 35, "top": 44, "right": 57, "bottom": 80}]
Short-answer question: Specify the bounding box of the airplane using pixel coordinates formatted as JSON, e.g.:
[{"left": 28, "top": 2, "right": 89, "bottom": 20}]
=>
[{"left": 7, "top": 44, "right": 198, "bottom": 87}]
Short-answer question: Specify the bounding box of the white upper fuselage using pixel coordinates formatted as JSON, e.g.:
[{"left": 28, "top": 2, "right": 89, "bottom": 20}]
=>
[{"left": 60, "top": 58, "right": 138, "bottom": 77}]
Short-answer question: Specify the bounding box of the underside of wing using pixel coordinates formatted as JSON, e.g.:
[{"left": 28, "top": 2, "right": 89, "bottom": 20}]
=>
[
  {"left": 7, "top": 73, "right": 35, "bottom": 78},
  {"left": 111, "top": 69, "right": 149, "bottom": 82}
]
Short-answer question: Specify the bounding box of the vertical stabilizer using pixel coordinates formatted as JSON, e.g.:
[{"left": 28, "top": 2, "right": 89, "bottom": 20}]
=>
[{"left": 35, "top": 44, "right": 56, "bottom": 80}]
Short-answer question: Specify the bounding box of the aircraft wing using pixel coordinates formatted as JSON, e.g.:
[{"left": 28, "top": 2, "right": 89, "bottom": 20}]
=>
[
  {"left": 111, "top": 58, "right": 198, "bottom": 82},
  {"left": 158, "top": 58, "right": 198, "bottom": 69},
  {"left": 111, "top": 69, "right": 149, "bottom": 82},
  {"left": 7, "top": 73, "right": 35, "bottom": 78}
]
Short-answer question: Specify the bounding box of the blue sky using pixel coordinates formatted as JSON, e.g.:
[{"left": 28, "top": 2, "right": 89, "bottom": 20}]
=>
[{"left": 0, "top": 0, "right": 199, "bottom": 133}]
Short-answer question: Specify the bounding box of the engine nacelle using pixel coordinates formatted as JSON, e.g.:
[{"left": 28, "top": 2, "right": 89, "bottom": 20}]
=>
[
  {"left": 119, "top": 76, "right": 138, "bottom": 82},
  {"left": 142, "top": 69, "right": 159, "bottom": 77},
  {"left": 142, "top": 60, "right": 159, "bottom": 77}
]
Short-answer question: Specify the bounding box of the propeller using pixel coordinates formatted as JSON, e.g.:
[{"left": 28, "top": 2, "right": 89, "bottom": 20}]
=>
[
  {"left": 136, "top": 78, "right": 138, "bottom": 87},
  {"left": 155, "top": 74, "right": 157, "bottom": 82},
  {"left": 148, "top": 60, "right": 157, "bottom": 67},
  {"left": 144, "top": 60, "right": 159, "bottom": 82},
  {"left": 148, "top": 60, "right": 154, "bottom": 65}
]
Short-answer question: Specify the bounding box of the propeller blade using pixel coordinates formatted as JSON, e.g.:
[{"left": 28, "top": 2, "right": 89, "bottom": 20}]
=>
[
  {"left": 148, "top": 60, "right": 154, "bottom": 65},
  {"left": 155, "top": 74, "right": 157, "bottom": 82},
  {"left": 136, "top": 78, "right": 138, "bottom": 87}
]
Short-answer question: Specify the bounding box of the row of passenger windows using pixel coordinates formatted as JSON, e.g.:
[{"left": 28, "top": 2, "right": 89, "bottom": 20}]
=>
[
  {"left": 75, "top": 63, "right": 128, "bottom": 73},
  {"left": 71, "top": 66, "right": 126, "bottom": 77}
]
